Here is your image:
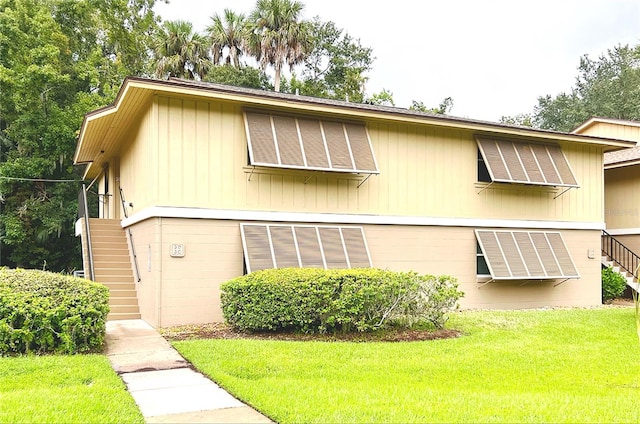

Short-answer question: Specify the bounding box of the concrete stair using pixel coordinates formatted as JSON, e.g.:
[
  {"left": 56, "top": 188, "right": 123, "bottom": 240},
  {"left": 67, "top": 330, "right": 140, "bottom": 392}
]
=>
[
  {"left": 601, "top": 256, "right": 640, "bottom": 293},
  {"left": 89, "top": 218, "right": 141, "bottom": 320}
]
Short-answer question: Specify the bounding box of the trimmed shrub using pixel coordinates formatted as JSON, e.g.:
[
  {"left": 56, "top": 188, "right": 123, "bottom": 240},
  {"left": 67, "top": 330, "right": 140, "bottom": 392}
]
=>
[
  {"left": 0, "top": 268, "right": 109, "bottom": 355},
  {"left": 221, "top": 268, "right": 463, "bottom": 333},
  {"left": 601, "top": 266, "right": 627, "bottom": 303}
]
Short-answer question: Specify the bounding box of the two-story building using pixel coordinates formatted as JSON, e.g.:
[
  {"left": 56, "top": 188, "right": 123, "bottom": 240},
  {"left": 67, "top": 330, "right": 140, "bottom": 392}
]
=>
[{"left": 74, "top": 77, "right": 634, "bottom": 327}]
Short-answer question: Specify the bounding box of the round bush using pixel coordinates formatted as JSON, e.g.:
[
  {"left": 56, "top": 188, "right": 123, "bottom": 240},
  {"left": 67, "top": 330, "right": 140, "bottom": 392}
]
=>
[
  {"left": 601, "top": 266, "right": 627, "bottom": 303},
  {"left": 0, "top": 268, "right": 110, "bottom": 354},
  {"left": 221, "top": 268, "right": 463, "bottom": 333}
]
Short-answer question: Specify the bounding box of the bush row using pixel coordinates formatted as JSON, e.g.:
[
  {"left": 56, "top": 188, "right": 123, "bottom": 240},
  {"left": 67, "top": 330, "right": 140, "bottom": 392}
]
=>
[
  {"left": 0, "top": 268, "right": 109, "bottom": 355},
  {"left": 221, "top": 268, "right": 463, "bottom": 333}
]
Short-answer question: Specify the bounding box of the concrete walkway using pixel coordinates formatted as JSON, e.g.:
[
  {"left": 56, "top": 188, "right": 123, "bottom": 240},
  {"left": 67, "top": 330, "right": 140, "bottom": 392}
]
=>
[{"left": 105, "top": 319, "right": 273, "bottom": 423}]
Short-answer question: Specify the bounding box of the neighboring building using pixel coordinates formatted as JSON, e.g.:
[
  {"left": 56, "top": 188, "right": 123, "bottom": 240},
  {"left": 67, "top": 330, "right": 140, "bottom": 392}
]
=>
[
  {"left": 573, "top": 117, "right": 640, "bottom": 276},
  {"left": 74, "top": 77, "right": 634, "bottom": 327}
]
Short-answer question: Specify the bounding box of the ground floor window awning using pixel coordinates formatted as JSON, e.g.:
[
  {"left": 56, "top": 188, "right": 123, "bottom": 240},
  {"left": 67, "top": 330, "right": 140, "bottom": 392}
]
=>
[
  {"left": 240, "top": 223, "right": 372, "bottom": 273},
  {"left": 475, "top": 229, "right": 579, "bottom": 280}
]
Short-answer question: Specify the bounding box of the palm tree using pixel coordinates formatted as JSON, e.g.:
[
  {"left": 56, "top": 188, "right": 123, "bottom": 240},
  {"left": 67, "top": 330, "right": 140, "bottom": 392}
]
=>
[
  {"left": 247, "top": 0, "right": 311, "bottom": 92},
  {"left": 152, "top": 20, "right": 211, "bottom": 80},
  {"left": 207, "top": 9, "right": 247, "bottom": 68}
]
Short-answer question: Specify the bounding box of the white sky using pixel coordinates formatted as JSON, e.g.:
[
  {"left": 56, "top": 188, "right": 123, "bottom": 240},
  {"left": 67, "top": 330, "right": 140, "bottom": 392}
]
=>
[{"left": 154, "top": 0, "right": 640, "bottom": 122}]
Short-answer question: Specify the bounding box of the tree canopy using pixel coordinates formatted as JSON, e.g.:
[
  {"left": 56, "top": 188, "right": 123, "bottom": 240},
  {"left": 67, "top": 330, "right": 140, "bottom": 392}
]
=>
[
  {"left": 502, "top": 44, "right": 640, "bottom": 132},
  {"left": 0, "top": 0, "right": 160, "bottom": 270}
]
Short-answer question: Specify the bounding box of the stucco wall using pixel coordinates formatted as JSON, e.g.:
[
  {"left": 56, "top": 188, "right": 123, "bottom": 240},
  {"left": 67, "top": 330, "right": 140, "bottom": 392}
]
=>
[{"left": 127, "top": 217, "right": 602, "bottom": 327}]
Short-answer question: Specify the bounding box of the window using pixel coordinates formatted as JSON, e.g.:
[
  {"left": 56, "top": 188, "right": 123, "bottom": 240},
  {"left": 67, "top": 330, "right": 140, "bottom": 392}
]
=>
[
  {"left": 475, "top": 229, "right": 579, "bottom": 280},
  {"left": 477, "top": 149, "right": 492, "bottom": 182},
  {"left": 243, "top": 111, "right": 379, "bottom": 174},
  {"left": 476, "top": 242, "right": 490, "bottom": 275},
  {"left": 476, "top": 137, "right": 578, "bottom": 187},
  {"left": 240, "top": 223, "right": 372, "bottom": 273}
]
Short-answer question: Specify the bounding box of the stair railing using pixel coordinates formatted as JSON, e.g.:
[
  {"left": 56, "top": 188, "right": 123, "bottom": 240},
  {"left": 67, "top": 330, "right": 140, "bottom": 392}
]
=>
[
  {"left": 118, "top": 185, "right": 141, "bottom": 283},
  {"left": 78, "top": 184, "right": 95, "bottom": 281},
  {"left": 602, "top": 230, "right": 640, "bottom": 280}
]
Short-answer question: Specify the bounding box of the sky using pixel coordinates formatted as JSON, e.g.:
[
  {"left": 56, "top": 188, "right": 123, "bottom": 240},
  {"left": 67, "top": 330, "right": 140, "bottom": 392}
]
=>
[{"left": 154, "top": 0, "right": 640, "bottom": 122}]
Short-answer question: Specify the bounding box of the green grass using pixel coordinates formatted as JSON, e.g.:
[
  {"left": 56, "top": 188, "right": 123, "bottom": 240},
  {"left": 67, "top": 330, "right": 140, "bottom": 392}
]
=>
[
  {"left": 0, "top": 354, "right": 143, "bottom": 423},
  {"left": 173, "top": 307, "right": 640, "bottom": 423}
]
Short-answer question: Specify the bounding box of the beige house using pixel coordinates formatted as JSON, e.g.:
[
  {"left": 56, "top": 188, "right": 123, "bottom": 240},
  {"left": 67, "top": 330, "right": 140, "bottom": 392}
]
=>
[
  {"left": 573, "top": 117, "right": 640, "bottom": 278},
  {"left": 74, "top": 77, "right": 634, "bottom": 327}
]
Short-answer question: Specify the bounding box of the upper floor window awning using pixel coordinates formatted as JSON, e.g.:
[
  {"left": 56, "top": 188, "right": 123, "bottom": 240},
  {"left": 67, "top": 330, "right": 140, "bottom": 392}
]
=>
[
  {"left": 240, "top": 223, "right": 372, "bottom": 273},
  {"left": 244, "top": 111, "right": 379, "bottom": 174},
  {"left": 475, "top": 229, "right": 579, "bottom": 280},
  {"left": 476, "top": 137, "right": 579, "bottom": 188}
]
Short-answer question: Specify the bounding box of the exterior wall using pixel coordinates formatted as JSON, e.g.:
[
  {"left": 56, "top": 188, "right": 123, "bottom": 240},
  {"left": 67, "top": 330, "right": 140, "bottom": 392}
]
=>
[
  {"left": 604, "top": 165, "right": 640, "bottom": 230},
  {"left": 609, "top": 235, "right": 640, "bottom": 258},
  {"left": 128, "top": 217, "right": 242, "bottom": 327},
  {"left": 119, "top": 95, "right": 605, "bottom": 225},
  {"left": 128, "top": 217, "right": 602, "bottom": 327},
  {"left": 118, "top": 105, "right": 156, "bottom": 219},
  {"left": 128, "top": 218, "right": 162, "bottom": 327},
  {"left": 578, "top": 121, "right": 640, "bottom": 144}
]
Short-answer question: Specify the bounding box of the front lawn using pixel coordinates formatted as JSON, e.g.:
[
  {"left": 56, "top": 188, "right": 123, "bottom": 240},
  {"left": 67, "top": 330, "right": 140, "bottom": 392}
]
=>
[
  {"left": 172, "top": 307, "right": 640, "bottom": 423},
  {"left": 0, "top": 354, "right": 143, "bottom": 423}
]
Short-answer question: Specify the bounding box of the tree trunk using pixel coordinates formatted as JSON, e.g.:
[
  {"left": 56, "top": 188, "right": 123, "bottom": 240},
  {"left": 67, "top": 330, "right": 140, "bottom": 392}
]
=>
[{"left": 274, "top": 63, "right": 282, "bottom": 92}]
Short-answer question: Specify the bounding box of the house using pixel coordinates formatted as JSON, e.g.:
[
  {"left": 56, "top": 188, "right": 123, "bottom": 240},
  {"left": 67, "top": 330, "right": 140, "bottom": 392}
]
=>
[
  {"left": 573, "top": 117, "right": 640, "bottom": 279},
  {"left": 74, "top": 77, "right": 634, "bottom": 327}
]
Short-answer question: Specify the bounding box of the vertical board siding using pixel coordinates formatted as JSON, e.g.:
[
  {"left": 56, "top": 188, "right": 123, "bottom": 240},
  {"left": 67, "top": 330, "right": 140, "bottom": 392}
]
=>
[
  {"left": 605, "top": 165, "right": 640, "bottom": 229},
  {"left": 149, "top": 95, "right": 603, "bottom": 224}
]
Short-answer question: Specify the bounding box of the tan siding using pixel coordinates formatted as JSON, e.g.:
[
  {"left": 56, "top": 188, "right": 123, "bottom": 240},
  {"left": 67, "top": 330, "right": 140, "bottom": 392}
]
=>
[
  {"left": 605, "top": 165, "right": 640, "bottom": 229},
  {"left": 119, "top": 105, "right": 156, "bottom": 214},
  {"left": 140, "top": 95, "right": 604, "bottom": 225},
  {"left": 578, "top": 121, "right": 640, "bottom": 143}
]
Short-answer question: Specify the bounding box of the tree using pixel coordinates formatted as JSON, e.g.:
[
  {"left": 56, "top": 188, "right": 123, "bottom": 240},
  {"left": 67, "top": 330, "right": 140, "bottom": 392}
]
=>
[
  {"left": 152, "top": 20, "right": 211, "bottom": 80},
  {"left": 409, "top": 97, "right": 454, "bottom": 114},
  {"left": 0, "top": 0, "right": 160, "bottom": 270},
  {"left": 532, "top": 44, "right": 640, "bottom": 131},
  {"left": 367, "top": 89, "right": 395, "bottom": 107},
  {"left": 284, "top": 18, "right": 373, "bottom": 103},
  {"left": 499, "top": 113, "right": 533, "bottom": 127},
  {"left": 207, "top": 9, "right": 247, "bottom": 67},
  {"left": 203, "top": 64, "right": 272, "bottom": 90},
  {"left": 246, "top": 0, "right": 311, "bottom": 92}
]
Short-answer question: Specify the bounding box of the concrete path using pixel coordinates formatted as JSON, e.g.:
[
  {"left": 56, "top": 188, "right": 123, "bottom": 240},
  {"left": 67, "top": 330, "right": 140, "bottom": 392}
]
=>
[{"left": 105, "top": 319, "right": 273, "bottom": 423}]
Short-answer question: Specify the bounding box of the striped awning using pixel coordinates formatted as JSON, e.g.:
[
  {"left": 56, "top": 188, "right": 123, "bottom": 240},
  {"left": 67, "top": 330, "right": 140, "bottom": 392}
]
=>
[
  {"left": 477, "top": 137, "right": 578, "bottom": 187},
  {"left": 244, "top": 111, "right": 379, "bottom": 174},
  {"left": 475, "top": 229, "right": 579, "bottom": 280},
  {"left": 240, "top": 223, "right": 372, "bottom": 273}
]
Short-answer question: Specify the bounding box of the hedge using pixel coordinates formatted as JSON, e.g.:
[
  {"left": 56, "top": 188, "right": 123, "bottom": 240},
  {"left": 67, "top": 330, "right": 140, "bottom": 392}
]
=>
[
  {"left": 221, "top": 268, "right": 463, "bottom": 333},
  {"left": 0, "top": 268, "right": 109, "bottom": 355}
]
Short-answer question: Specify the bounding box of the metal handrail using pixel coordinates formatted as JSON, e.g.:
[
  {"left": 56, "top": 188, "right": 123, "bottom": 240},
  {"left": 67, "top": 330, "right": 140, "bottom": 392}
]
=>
[
  {"left": 119, "top": 186, "right": 141, "bottom": 283},
  {"left": 78, "top": 184, "right": 95, "bottom": 281},
  {"left": 602, "top": 230, "right": 640, "bottom": 280}
]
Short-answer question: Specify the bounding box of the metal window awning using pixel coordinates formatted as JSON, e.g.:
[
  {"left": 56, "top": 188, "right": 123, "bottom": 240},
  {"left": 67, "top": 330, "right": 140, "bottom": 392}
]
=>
[
  {"left": 240, "top": 223, "right": 372, "bottom": 273},
  {"left": 475, "top": 229, "right": 580, "bottom": 280},
  {"left": 244, "top": 110, "right": 379, "bottom": 175},
  {"left": 476, "top": 137, "right": 579, "bottom": 188}
]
